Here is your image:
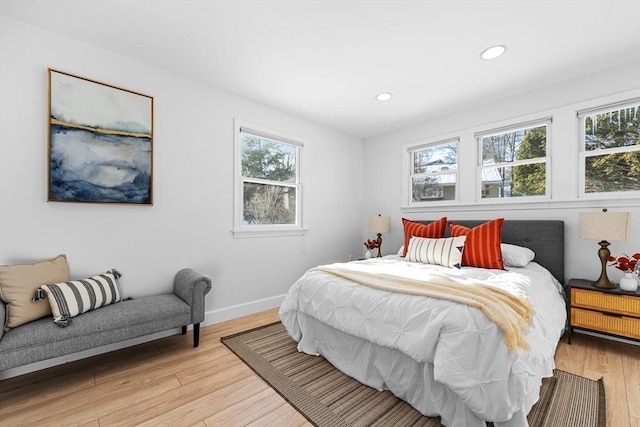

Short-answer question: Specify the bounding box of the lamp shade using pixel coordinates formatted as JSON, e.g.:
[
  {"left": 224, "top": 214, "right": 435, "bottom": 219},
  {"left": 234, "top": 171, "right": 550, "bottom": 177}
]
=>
[
  {"left": 368, "top": 216, "right": 391, "bottom": 234},
  {"left": 578, "top": 212, "right": 630, "bottom": 241}
]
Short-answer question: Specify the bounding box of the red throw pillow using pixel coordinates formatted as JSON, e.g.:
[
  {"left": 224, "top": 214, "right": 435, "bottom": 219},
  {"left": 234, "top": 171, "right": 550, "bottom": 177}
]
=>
[
  {"left": 449, "top": 218, "right": 505, "bottom": 269},
  {"left": 402, "top": 217, "right": 447, "bottom": 257}
]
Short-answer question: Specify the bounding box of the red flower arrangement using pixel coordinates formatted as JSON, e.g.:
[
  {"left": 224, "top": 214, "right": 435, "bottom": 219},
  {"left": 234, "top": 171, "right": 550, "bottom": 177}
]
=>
[
  {"left": 364, "top": 239, "right": 380, "bottom": 250},
  {"left": 608, "top": 252, "right": 640, "bottom": 273}
]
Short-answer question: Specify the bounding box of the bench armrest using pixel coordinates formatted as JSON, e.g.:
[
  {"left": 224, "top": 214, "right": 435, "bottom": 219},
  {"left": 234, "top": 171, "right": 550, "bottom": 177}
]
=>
[
  {"left": 0, "top": 301, "right": 5, "bottom": 341},
  {"left": 173, "top": 268, "right": 212, "bottom": 324}
]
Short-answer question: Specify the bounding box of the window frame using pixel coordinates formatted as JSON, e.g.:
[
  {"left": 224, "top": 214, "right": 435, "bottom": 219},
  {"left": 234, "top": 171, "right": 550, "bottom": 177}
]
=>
[
  {"left": 402, "top": 137, "right": 460, "bottom": 208},
  {"left": 577, "top": 99, "right": 640, "bottom": 199},
  {"left": 475, "top": 118, "right": 552, "bottom": 203},
  {"left": 233, "top": 118, "right": 306, "bottom": 238}
]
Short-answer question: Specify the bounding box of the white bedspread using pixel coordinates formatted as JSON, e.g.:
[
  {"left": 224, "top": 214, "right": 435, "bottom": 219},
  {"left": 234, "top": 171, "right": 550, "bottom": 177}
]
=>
[{"left": 279, "top": 256, "right": 567, "bottom": 427}]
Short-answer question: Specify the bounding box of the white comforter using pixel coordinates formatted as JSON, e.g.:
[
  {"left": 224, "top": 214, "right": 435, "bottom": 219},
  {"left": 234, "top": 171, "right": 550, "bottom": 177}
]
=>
[{"left": 279, "top": 256, "right": 567, "bottom": 427}]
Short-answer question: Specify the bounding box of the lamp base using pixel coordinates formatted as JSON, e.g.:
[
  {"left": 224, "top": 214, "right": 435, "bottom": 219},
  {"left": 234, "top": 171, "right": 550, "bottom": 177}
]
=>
[
  {"left": 590, "top": 277, "right": 617, "bottom": 289},
  {"left": 591, "top": 240, "right": 616, "bottom": 289},
  {"left": 376, "top": 234, "right": 383, "bottom": 257}
]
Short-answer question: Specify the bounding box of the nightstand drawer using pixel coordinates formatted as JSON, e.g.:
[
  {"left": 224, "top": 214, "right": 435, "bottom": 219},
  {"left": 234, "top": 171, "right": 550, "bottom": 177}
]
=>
[
  {"left": 571, "top": 288, "right": 640, "bottom": 317},
  {"left": 571, "top": 307, "right": 640, "bottom": 340}
]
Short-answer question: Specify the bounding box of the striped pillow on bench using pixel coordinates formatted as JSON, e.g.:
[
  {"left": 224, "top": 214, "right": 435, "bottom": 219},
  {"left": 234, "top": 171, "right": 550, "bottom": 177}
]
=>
[{"left": 36, "top": 270, "right": 122, "bottom": 327}]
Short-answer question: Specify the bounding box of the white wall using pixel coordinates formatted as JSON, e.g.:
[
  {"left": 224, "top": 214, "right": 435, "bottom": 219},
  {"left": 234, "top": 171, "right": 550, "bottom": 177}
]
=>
[
  {"left": 363, "top": 62, "right": 640, "bottom": 284},
  {"left": 2, "top": 14, "right": 639, "bottom": 378},
  {"left": 0, "top": 17, "right": 365, "bottom": 322}
]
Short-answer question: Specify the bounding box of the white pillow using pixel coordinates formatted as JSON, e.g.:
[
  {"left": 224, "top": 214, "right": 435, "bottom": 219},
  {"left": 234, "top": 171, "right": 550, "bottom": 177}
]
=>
[
  {"left": 501, "top": 243, "right": 535, "bottom": 267},
  {"left": 407, "top": 236, "right": 466, "bottom": 269}
]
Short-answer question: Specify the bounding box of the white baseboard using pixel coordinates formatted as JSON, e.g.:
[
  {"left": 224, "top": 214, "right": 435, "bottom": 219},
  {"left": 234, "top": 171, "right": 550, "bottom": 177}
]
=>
[
  {"left": 0, "top": 294, "right": 286, "bottom": 380},
  {"left": 201, "top": 293, "right": 285, "bottom": 326}
]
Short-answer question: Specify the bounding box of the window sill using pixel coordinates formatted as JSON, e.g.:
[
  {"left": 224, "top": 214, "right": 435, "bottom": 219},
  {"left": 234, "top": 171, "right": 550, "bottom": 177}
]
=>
[
  {"left": 401, "top": 197, "right": 640, "bottom": 214},
  {"left": 232, "top": 227, "right": 309, "bottom": 239}
]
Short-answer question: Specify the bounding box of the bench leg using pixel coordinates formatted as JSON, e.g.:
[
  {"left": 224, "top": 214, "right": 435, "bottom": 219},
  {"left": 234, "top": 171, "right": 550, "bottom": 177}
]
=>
[
  {"left": 181, "top": 325, "right": 187, "bottom": 335},
  {"left": 193, "top": 323, "right": 200, "bottom": 347}
]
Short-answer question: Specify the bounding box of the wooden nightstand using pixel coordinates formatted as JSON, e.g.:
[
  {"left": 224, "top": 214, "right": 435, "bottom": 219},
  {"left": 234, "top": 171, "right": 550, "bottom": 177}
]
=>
[{"left": 566, "top": 278, "right": 640, "bottom": 343}]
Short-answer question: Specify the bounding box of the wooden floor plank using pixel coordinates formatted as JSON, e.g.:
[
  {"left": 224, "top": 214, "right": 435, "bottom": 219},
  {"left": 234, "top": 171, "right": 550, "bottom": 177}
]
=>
[
  {"left": 582, "top": 335, "right": 631, "bottom": 427},
  {"left": 554, "top": 332, "right": 588, "bottom": 375},
  {"left": 203, "top": 387, "right": 290, "bottom": 426},
  {"left": 2, "top": 374, "right": 182, "bottom": 426},
  {"left": 0, "top": 368, "right": 96, "bottom": 417},
  {"left": 94, "top": 341, "right": 230, "bottom": 385},
  {"left": 244, "top": 401, "right": 311, "bottom": 427},
  {"left": 620, "top": 341, "right": 640, "bottom": 421},
  {"left": 174, "top": 351, "right": 241, "bottom": 385},
  {"left": 98, "top": 363, "right": 256, "bottom": 426},
  {"left": 136, "top": 375, "right": 270, "bottom": 427}
]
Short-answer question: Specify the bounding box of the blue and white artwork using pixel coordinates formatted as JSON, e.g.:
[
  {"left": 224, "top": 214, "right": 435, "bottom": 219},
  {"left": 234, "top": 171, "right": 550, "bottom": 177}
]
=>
[{"left": 48, "top": 70, "right": 153, "bottom": 204}]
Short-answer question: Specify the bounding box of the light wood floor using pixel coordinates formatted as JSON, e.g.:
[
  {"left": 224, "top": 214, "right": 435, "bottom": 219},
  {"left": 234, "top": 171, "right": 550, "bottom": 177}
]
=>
[{"left": 1, "top": 308, "right": 638, "bottom": 427}]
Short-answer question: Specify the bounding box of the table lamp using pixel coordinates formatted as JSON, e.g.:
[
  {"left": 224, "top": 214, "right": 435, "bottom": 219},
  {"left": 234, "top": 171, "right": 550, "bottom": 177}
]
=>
[
  {"left": 579, "top": 210, "right": 630, "bottom": 289},
  {"left": 368, "top": 214, "right": 391, "bottom": 257}
]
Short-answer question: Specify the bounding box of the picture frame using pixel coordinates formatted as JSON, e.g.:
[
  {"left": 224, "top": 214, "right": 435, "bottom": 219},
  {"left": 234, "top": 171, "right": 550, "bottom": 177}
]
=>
[{"left": 48, "top": 69, "right": 154, "bottom": 204}]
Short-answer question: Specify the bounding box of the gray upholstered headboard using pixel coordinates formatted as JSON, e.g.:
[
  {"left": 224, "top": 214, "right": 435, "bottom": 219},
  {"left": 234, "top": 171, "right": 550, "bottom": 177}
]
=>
[{"left": 421, "top": 220, "right": 565, "bottom": 284}]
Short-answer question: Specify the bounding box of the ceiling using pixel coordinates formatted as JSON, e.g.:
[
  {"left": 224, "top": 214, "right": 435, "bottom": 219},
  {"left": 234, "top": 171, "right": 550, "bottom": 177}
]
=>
[{"left": 1, "top": 0, "right": 639, "bottom": 139}]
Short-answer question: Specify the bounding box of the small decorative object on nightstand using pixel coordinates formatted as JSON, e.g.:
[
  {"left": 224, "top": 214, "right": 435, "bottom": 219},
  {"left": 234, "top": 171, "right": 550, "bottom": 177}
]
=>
[
  {"left": 566, "top": 278, "right": 640, "bottom": 344},
  {"left": 363, "top": 239, "right": 378, "bottom": 259},
  {"left": 608, "top": 252, "right": 639, "bottom": 292},
  {"left": 619, "top": 272, "right": 638, "bottom": 292}
]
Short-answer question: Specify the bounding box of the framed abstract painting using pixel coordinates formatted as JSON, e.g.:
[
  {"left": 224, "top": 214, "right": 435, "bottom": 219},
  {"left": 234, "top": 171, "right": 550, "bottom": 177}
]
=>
[{"left": 48, "top": 69, "right": 154, "bottom": 204}]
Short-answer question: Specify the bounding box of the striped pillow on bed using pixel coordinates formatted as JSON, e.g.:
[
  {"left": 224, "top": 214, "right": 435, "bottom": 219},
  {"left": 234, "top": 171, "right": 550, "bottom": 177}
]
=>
[
  {"left": 406, "top": 236, "right": 466, "bottom": 269},
  {"left": 37, "top": 270, "right": 122, "bottom": 327}
]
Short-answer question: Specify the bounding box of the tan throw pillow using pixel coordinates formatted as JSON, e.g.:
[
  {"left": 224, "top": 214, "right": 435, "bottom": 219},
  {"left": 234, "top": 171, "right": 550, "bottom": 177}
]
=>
[{"left": 0, "top": 254, "right": 70, "bottom": 331}]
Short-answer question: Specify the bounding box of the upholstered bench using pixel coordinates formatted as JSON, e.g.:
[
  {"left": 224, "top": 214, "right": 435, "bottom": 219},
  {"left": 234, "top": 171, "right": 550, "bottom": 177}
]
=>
[{"left": 0, "top": 267, "right": 211, "bottom": 372}]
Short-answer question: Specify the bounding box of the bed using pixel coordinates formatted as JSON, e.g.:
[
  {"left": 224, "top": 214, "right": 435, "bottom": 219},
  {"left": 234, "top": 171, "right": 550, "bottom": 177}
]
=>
[{"left": 279, "top": 219, "right": 567, "bottom": 427}]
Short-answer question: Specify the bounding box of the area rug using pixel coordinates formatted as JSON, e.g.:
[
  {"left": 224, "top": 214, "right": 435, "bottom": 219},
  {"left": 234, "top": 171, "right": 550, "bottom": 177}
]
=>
[{"left": 221, "top": 322, "right": 606, "bottom": 427}]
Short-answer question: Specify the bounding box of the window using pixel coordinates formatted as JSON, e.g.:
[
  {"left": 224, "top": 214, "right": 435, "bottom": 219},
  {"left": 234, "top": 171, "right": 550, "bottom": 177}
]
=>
[
  {"left": 406, "top": 138, "right": 458, "bottom": 205},
  {"left": 476, "top": 119, "right": 550, "bottom": 200},
  {"left": 578, "top": 100, "right": 640, "bottom": 196},
  {"left": 233, "top": 119, "right": 304, "bottom": 237}
]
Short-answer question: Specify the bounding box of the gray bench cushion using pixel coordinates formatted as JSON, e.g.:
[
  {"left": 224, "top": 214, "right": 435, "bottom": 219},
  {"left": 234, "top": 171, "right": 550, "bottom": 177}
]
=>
[{"left": 0, "top": 294, "right": 190, "bottom": 369}]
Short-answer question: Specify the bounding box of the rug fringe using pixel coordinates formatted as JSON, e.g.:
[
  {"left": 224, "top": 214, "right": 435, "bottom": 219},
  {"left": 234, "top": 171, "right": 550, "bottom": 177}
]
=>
[{"left": 597, "top": 377, "right": 607, "bottom": 427}]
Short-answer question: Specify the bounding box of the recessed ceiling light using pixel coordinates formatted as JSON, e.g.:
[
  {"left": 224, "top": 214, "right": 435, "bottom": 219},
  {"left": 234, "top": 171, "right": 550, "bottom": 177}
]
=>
[
  {"left": 480, "top": 45, "right": 506, "bottom": 60},
  {"left": 376, "top": 92, "right": 393, "bottom": 101}
]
